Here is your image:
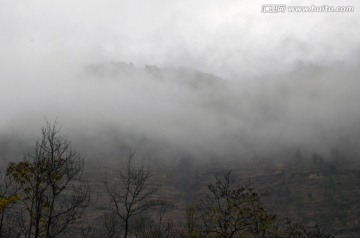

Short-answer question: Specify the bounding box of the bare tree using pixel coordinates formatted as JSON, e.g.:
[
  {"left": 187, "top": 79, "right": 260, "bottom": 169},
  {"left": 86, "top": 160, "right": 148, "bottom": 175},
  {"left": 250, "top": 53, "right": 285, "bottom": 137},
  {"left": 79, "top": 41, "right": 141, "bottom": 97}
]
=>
[
  {"left": 6, "top": 121, "right": 90, "bottom": 238},
  {"left": 197, "top": 171, "right": 277, "bottom": 238},
  {"left": 102, "top": 150, "right": 162, "bottom": 238}
]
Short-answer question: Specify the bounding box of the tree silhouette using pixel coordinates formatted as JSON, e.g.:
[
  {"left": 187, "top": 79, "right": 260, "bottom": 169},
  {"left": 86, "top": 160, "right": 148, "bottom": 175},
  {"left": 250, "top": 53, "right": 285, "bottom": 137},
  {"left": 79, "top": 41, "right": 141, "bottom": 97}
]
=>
[
  {"left": 102, "top": 150, "right": 162, "bottom": 238},
  {"left": 6, "top": 121, "right": 90, "bottom": 238},
  {"left": 196, "top": 171, "right": 277, "bottom": 238}
]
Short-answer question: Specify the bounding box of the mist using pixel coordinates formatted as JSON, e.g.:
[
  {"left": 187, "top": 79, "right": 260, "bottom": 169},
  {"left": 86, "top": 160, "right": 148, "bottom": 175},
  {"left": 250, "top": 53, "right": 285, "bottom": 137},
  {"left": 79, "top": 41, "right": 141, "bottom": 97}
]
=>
[{"left": 1, "top": 0, "right": 360, "bottom": 165}]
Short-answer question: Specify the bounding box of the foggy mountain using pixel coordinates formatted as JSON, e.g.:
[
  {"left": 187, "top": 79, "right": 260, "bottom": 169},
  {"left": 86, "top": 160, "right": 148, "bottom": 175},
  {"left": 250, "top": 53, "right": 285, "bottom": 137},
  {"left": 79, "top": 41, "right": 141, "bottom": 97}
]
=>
[
  {"left": 1, "top": 0, "right": 359, "bottom": 168},
  {"left": 1, "top": 61, "right": 360, "bottom": 167}
]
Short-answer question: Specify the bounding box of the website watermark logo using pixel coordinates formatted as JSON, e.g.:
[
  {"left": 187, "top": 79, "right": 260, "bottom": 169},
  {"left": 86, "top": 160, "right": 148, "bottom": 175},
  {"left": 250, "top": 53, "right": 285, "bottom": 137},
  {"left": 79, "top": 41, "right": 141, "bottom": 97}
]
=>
[
  {"left": 261, "top": 4, "right": 355, "bottom": 13},
  {"left": 262, "top": 4, "right": 287, "bottom": 13}
]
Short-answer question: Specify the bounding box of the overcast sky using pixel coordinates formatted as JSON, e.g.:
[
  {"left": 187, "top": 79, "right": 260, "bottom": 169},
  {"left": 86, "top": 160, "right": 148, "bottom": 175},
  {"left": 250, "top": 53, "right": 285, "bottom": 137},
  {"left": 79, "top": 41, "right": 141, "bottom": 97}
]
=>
[
  {"left": 1, "top": 0, "right": 359, "bottom": 78},
  {"left": 1, "top": 0, "right": 360, "bottom": 160}
]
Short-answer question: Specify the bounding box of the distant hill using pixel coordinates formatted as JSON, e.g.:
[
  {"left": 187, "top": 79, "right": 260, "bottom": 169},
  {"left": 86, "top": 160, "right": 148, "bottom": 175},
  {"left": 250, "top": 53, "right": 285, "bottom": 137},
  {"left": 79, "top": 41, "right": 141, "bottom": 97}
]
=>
[{"left": 83, "top": 61, "right": 225, "bottom": 89}]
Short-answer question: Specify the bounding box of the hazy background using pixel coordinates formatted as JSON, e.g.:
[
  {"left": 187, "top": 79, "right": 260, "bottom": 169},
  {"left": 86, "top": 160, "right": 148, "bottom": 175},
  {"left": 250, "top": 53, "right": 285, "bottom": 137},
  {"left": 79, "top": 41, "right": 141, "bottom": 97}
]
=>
[{"left": 1, "top": 0, "right": 360, "bottom": 164}]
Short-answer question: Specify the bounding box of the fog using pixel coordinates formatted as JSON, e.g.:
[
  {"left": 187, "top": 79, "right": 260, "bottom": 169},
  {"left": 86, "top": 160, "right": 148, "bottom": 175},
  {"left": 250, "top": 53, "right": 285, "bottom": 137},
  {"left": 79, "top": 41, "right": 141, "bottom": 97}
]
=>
[{"left": 1, "top": 0, "right": 360, "bottom": 164}]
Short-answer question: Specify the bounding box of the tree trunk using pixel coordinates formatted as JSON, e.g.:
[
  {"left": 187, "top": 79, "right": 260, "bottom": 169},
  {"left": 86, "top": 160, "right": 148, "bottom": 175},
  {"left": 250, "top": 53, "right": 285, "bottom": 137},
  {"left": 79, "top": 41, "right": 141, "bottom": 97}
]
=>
[{"left": 124, "top": 219, "right": 129, "bottom": 238}]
